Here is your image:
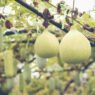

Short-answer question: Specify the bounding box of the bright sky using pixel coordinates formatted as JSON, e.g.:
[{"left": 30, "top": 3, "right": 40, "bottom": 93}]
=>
[
  {"left": 20, "top": 0, "right": 95, "bottom": 12},
  {"left": 52, "top": 0, "right": 95, "bottom": 12},
  {"left": 52, "top": 0, "right": 95, "bottom": 18}
]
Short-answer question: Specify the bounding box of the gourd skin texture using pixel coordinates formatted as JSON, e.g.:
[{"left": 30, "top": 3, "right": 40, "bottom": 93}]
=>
[
  {"left": 34, "top": 31, "right": 59, "bottom": 58},
  {"left": 59, "top": 30, "right": 91, "bottom": 63},
  {"left": 3, "top": 50, "right": 15, "bottom": 77}
]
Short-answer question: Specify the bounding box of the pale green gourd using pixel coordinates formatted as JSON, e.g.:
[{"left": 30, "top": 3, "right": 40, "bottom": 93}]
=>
[
  {"left": 34, "top": 30, "right": 59, "bottom": 58},
  {"left": 59, "top": 30, "right": 91, "bottom": 63},
  {"left": 3, "top": 50, "right": 16, "bottom": 77}
]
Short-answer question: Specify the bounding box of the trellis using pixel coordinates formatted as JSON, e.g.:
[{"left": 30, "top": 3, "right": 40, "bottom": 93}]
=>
[{"left": 14, "top": 0, "right": 95, "bottom": 47}]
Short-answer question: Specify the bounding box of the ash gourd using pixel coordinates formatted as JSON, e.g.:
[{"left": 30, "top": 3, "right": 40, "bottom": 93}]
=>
[
  {"left": 59, "top": 29, "right": 91, "bottom": 64},
  {"left": 34, "top": 29, "right": 59, "bottom": 58}
]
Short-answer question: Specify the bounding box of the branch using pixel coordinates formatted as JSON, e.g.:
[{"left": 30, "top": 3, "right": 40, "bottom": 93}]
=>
[
  {"left": 4, "top": 39, "right": 35, "bottom": 44},
  {"left": 15, "top": 0, "right": 68, "bottom": 33},
  {"left": 82, "top": 59, "right": 94, "bottom": 72},
  {"left": 43, "top": 0, "right": 57, "bottom": 8},
  {"left": 72, "top": 0, "right": 75, "bottom": 23},
  {"left": 63, "top": 79, "right": 75, "bottom": 94}
]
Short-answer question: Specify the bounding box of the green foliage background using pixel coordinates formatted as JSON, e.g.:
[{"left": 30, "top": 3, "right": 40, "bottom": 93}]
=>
[{"left": 0, "top": 0, "right": 95, "bottom": 95}]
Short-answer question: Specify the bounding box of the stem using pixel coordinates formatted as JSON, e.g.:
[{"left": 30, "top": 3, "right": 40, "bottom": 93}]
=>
[
  {"left": 72, "top": 0, "right": 75, "bottom": 23},
  {"left": 82, "top": 60, "right": 94, "bottom": 72},
  {"left": 44, "top": 1, "right": 57, "bottom": 8},
  {"left": 72, "top": 0, "right": 75, "bottom": 11},
  {"left": 15, "top": 0, "right": 68, "bottom": 33},
  {"left": 63, "top": 79, "right": 74, "bottom": 94}
]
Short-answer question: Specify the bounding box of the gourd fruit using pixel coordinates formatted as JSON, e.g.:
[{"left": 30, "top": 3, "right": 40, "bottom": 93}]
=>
[
  {"left": 34, "top": 31, "right": 59, "bottom": 58},
  {"left": 22, "top": 64, "right": 31, "bottom": 83},
  {"left": 1, "top": 78, "right": 14, "bottom": 92},
  {"left": 3, "top": 50, "right": 16, "bottom": 77},
  {"left": 48, "top": 78, "right": 55, "bottom": 91},
  {"left": 19, "top": 73, "right": 26, "bottom": 92},
  {"left": 59, "top": 30, "right": 91, "bottom": 63}
]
